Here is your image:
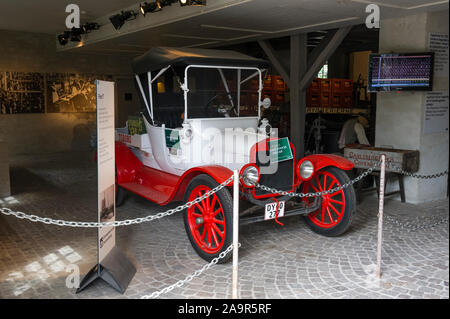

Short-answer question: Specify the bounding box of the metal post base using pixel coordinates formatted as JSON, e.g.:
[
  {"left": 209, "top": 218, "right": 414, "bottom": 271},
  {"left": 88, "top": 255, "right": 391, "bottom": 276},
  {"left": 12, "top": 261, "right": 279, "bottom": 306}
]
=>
[{"left": 76, "top": 246, "right": 136, "bottom": 294}]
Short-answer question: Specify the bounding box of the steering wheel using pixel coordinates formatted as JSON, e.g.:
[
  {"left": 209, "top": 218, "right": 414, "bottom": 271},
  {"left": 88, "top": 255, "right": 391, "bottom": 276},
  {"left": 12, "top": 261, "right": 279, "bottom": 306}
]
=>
[
  {"left": 203, "top": 94, "right": 219, "bottom": 116},
  {"left": 204, "top": 93, "right": 238, "bottom": 117}
]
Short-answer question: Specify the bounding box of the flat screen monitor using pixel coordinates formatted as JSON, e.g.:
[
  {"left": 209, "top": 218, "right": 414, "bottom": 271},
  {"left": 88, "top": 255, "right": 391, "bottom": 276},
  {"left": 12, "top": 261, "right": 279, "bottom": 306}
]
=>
[{"left": 368, "top": 52, "right": 434, "bottom": 92}]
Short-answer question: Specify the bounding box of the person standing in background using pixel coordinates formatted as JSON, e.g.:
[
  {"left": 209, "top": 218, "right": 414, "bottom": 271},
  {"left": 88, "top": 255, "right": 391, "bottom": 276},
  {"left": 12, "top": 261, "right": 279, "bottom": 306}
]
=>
[{"left": 338, "top": 115, "right": 370, "bottom": 149}]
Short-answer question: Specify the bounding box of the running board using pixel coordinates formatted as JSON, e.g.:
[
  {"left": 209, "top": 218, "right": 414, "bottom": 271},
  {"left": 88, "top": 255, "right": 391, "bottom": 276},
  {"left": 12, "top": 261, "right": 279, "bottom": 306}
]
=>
[{"left": 240, "top": 201, "right": 321, "bottom": 226}]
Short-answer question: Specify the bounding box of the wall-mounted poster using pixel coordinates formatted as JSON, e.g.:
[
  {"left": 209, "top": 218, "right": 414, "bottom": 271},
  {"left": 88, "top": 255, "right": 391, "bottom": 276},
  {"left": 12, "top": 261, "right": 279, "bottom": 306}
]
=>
[
  {"left": 46, "top": 73, "right": 112, "bottom": 113},
  {"left": 0, "top": 71, "right": 113, "bottom": 114},
  {"left": 0, "top": 72, "right": 45, "bottom": 114},
  {"left": 423, "top": 91, "right": 449, "bottom": 135},
  {"left": 428, "top": 32, "right": 449, "bottom": 78}
]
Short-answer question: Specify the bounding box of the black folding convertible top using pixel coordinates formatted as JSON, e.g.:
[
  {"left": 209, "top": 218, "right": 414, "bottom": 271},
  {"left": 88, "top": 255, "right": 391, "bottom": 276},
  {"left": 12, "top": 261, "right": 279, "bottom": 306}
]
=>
[{"left": 132, "top": 46, "right": 268, "bottom": 74}]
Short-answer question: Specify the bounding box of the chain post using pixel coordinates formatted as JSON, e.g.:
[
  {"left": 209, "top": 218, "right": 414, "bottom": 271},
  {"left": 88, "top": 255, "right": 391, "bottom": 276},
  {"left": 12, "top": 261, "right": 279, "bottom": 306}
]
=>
[
  {"left": 232, "top": 170, "right": 239, "bottom": 299},
  {"left": 376, "top": 154, "right": 386, "bottom": 278}
]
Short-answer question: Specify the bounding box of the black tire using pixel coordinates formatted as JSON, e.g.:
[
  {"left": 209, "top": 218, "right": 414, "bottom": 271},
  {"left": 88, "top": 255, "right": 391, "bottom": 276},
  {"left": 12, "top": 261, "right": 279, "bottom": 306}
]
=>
[
  {"left": 183, "top": 174, "right": 233, "bottom": 263},
  {"left": 302, "top": 166, "right": 356, "bottom": 237}
]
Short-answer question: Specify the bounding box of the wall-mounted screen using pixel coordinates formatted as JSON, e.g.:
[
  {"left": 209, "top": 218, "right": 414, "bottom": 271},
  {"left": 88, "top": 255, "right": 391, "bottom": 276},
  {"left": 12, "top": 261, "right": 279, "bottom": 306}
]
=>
[{"left": 368, "top": 52, "right": 434, "bottom": 92}]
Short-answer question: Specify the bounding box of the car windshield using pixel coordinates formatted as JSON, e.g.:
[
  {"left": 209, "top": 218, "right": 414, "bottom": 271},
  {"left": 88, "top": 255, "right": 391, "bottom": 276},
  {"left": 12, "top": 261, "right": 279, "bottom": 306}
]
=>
[{"left": 185, "top": 66, "right": 261, "bottom": 119}]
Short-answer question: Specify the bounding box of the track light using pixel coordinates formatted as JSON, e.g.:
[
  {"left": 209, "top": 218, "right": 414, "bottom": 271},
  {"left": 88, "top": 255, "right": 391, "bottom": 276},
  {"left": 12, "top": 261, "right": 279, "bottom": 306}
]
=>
[
  {"left": 178, "top": 0, "right": 206, "bottom": 7},
  {"left": 178, "top": 0, "right": 206, "bottom": 6},
  {"left": 190, "top": 0, "right": 206, "bottom": 5},
  {"left": 109, "top": 10, "right": 137, "bottom": 30},
  {"left": 57, "top": 31, "right": 71, "bottom": 46},
  {"left": 159, "top": 0, "right": 174, "bottom": 6},
  {"left": 81, "top": 22, "right": 100, "bottom": 33},
  {"left": 69, "top": 27, "right": 83, "bottom": 42},
  {"left": 140, "top": 1, "right": 162, "bottom": 16},
  {"left": 57, "top": 21, "right": 100, "bottom": 46}
]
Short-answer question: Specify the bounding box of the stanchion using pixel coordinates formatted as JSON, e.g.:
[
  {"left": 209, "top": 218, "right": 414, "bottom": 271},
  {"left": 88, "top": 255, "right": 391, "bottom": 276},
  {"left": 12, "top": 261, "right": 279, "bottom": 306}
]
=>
[
  {"left": 376, "top": 154, "right": 386, "bottom": 278},
  {"left": 232, "top": 170, "right": 239, "bottom": 299}
]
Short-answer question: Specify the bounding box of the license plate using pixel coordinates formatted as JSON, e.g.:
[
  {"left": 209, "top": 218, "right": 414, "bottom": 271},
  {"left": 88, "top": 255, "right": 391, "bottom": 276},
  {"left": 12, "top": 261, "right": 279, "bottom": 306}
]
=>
[{"left": 264, "top": 201, "right": 285, "bottom": 220}]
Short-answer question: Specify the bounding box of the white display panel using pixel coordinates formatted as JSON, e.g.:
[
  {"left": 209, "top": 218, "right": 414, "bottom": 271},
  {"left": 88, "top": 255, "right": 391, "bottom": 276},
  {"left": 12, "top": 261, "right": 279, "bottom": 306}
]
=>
[{"left": 96, "top": 80, "right": 116, "bottom": 263}]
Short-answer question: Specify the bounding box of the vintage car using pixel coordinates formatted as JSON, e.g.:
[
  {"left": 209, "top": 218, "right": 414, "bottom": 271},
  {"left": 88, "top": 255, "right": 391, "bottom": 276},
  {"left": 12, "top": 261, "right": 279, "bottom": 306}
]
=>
[{"left": 115, "top": 47, "right": 356, "bottom": 262}]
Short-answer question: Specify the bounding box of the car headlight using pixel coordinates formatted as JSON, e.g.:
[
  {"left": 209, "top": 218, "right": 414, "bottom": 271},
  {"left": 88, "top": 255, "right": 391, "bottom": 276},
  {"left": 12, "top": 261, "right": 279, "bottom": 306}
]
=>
[
  {"left": 297, "top": 160, "right": 314, "bottom": 181},
  {"left": 240, "top": 164, "right": 260, "bottom": 188}
]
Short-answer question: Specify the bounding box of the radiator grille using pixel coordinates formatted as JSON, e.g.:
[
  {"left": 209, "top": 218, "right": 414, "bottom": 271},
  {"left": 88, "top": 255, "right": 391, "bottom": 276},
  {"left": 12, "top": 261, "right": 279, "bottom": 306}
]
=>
[{"left": 254, "top": 153, "right": 294, "bottom": 196}]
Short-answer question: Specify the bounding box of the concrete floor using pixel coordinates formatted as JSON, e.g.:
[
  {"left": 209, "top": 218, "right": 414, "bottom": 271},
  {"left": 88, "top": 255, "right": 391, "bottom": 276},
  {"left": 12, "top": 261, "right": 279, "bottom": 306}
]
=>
[{"left": 0, "top": 152, "right": 448, "bottom": 299}]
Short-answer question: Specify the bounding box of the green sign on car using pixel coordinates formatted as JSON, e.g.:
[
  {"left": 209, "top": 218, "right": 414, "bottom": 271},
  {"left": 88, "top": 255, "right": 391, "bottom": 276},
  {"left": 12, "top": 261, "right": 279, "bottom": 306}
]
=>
[{"left": 268, "top": 137, "right": 293, "bottom": 163}]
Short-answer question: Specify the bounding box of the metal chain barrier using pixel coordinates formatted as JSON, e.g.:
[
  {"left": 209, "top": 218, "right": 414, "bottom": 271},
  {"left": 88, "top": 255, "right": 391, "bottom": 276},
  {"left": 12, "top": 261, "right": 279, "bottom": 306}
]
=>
[
  {"left": 0, "top": 155, "right": 448, "bottom": 299},
  {"left": 399, "top": 169, "right": 448, "bottom": 179},
  {"left": 255, "top": 161, "right": 448, "bottom": 198},
  {"left": 382, "top": 213, "right": 449, "bottom": 232},
  {"left": 255, "top": 160, "right": 381, "bottom": 198},
  {"left": 2, "top": 161, "right": 447, "bottom": 228},
  {"left": 141, "top": 243, "right": 239, "bottom": 299},
  {"left": 0, "top": 175, "right": 235, "bottom": 228}
]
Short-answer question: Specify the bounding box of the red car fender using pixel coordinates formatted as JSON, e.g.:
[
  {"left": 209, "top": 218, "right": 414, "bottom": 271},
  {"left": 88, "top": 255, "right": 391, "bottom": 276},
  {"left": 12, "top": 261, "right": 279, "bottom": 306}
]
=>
[
  {"left": 299, "top": 154, "right": 354, "bottom": 173},
  {"left": 168, "top": 165, "right": 234, "bottom": 204},
  {"left": 115, "top": 142, "right": 143, "bottom": 183}
]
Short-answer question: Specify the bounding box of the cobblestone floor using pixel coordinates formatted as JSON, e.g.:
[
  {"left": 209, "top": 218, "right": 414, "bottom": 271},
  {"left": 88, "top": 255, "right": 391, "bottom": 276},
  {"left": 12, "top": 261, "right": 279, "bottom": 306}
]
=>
[{"left": 0, "top": 152, "right": 448, "bottom": 299}]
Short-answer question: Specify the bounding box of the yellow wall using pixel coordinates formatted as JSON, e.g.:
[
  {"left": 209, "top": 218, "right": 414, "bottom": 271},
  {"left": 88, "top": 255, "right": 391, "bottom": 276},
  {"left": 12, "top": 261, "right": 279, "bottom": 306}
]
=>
[{"left": 349, "top": 50, "right": 371, "bottom": 101}]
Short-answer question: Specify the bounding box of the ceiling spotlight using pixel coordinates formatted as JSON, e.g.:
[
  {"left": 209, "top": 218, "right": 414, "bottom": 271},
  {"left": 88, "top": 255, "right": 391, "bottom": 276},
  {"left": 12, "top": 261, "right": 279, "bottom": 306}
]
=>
[
  {"left": 190, "top": 0, "right": 206, "bottom": 5},
  {"left": 81, "top": 22, "right": 100, "bottom": 33},
  {"left": 140, "top": 1, "right": 162, "bottom": 16},
  {"left": 109, "top": 10, "right": 137, "bottom": 30},
  {"left": 57, "top": 31, "right": 71, "bottom": 46},
  {"left": 159, "top": 0, "right": 174, "bottom": 6},
  {"left": 179, "top": 0, "right": 206, "bottom": 6},
  {"left": 70, "top": 27, "right": 83, "bottom": 42}
]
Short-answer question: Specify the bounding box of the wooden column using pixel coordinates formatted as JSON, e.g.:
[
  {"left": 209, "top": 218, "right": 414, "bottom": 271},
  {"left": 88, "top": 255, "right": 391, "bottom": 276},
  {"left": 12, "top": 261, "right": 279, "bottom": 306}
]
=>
[
  {"left": 289, "top": 34, "right": 307, "bottom": 159},
  {"left": 258, "top": 27, "right": 352, "bottom": 158}
]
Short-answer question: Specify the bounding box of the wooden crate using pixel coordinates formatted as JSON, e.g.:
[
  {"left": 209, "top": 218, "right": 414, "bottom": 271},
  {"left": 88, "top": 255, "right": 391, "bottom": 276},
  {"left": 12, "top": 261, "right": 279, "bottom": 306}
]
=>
[
  {"left": 330, "top": 78, "right": 354, "bottom": 93},
  {"left": 261, "top": 90, "right": 272, "bottom": 99},
  {"left": 344, "top": 145, "right": 420, "bottom": 173},
  {"left": 331, "top": 94, "right": 342, "bottom": 107},
  {"left": 308, "top": 78, "right": 321, "bottom": 94},
  {"left": 342, "top": 79, "right": 353, "bottom": 92},
  {"left": 245, "top": 92, "right": 260, "bottom": 106},
  {"left": 341, "top": 93, "right": 353, "bottom": 108},
  {"left": 263, "top": 75, "right": 272, "bottom": 90},
  {"left": 320, "top": 78, "right": 332, "bottom": 92},
  {"left": 272, "top": 75, "right": 287, "bottom": 91},
  {"left": 307, "top": 92, "right": 320, "bottom": 108},
  {"left": 319, "top": 92, "right": 331, "bottom": 107},
  {"left": 331, "top": 78, "right": 343, "bottom": 93},
  {"left": 272, "top": 92, "right": 285, "bottom": 106},
  {"left": 249, "top": 78, "right": 259, "bottom": 91}
]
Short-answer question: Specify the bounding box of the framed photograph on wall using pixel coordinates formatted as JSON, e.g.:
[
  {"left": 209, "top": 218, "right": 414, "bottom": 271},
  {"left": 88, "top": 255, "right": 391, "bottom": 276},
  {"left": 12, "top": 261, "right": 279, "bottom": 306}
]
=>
[
  {"left": 46, "top": 73, "right": 99, "bottom": 113},
  {"left": 0, "top": 71, "right": 45, "bottom": 114}
]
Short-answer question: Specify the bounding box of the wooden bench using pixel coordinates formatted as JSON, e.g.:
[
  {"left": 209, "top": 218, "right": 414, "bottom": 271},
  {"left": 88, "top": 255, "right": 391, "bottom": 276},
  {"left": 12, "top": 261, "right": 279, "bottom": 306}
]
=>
[{"left": 344, "top": 145, "right": 419, "bottom": 203}]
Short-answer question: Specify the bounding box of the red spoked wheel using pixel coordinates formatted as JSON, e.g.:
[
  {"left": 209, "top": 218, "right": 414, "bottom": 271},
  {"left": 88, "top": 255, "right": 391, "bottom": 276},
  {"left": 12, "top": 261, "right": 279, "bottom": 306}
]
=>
[
  {"left": 301, "top": 166, "right": 356, "bottom": 236},
  {"left": 183, "top": 174, "right": 233, "bottom": 263}
]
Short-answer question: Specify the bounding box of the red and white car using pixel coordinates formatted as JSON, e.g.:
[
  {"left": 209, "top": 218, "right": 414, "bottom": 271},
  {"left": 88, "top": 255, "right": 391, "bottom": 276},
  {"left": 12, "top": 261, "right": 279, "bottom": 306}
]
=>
[{"left": 115, "top": 47, "right": 356, "bottom": 262}]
